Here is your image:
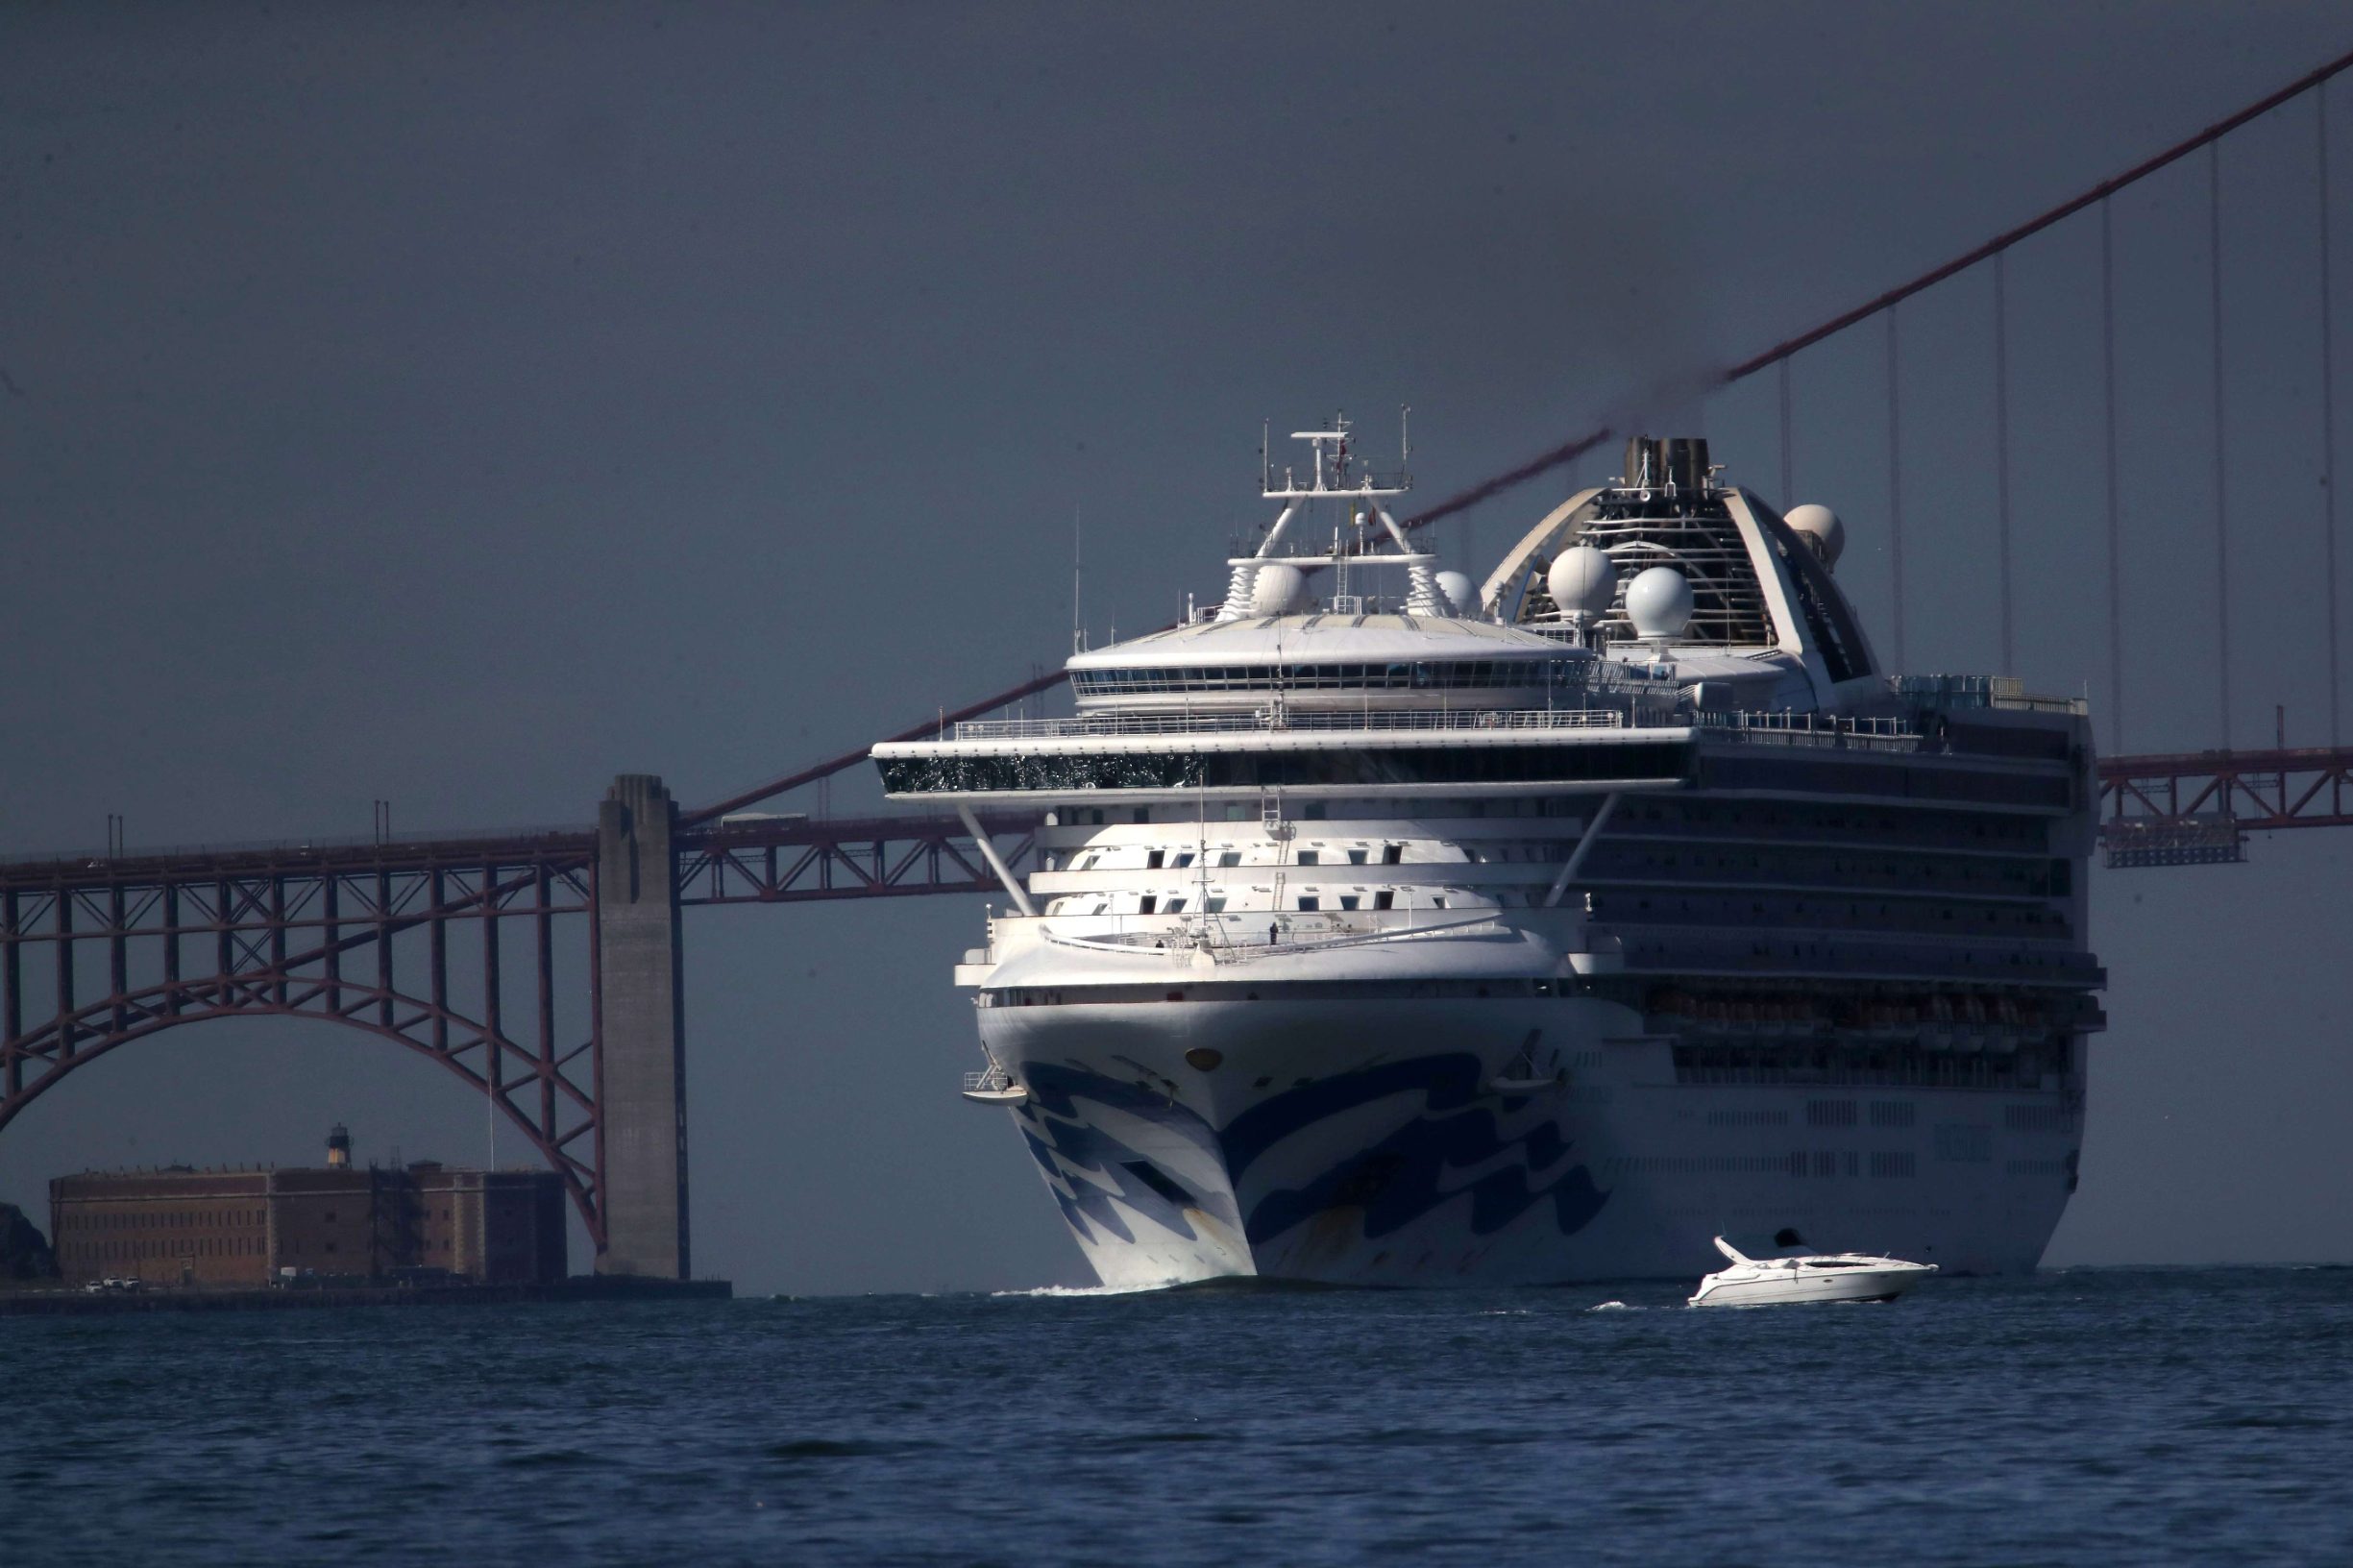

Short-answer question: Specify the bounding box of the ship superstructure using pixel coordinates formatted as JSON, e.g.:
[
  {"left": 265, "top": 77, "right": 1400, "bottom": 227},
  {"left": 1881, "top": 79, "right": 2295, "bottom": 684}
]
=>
[{"left": 874, "top": 423, "right": 2100, "bottom": 1287}]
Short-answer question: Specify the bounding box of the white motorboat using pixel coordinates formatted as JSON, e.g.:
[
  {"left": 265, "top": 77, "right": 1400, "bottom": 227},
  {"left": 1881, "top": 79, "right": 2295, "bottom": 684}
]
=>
[{"left": 1686, "top": 1236, "right": 1937, "bottom": 1308}]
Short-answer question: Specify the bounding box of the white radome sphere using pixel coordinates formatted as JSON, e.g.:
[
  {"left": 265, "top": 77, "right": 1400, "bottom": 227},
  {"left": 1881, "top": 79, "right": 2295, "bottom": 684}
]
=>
[
  {"left": 1547, "top": 546, "right": 1618, "bottom": 618},
  {"left": 1625, "top": 565, "right": 1695, "bottom": 639},
  {"left": 1783, "top": 502, "right": 1846, "bottom": 568},
  {"left": 1433, "top": 570, "right": 1476, "bottom": 616},
  {"left": 1249, "top": 561, "right": 1308, "bottom": 616}
]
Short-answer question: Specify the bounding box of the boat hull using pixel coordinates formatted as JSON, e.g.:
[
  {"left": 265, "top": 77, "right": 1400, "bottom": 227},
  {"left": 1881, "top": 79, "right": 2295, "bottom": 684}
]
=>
[
  {"left": 1688, "top": 1265, "right": 1935, "bottom": 1307},
  {"left": 980, "top": 992, "right": 2080, "bottom": 1289}
]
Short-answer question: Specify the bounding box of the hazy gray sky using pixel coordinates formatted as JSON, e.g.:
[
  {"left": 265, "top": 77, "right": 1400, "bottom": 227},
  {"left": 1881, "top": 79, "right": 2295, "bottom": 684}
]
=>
[{"left": 5, "top": 2, "right": 2351, "bottom": 1292}]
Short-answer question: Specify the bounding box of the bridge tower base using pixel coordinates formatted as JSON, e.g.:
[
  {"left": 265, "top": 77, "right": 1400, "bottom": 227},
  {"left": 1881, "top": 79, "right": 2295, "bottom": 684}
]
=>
[{"left": 595, "top": 774, "right": 690, "bottom": 1279}]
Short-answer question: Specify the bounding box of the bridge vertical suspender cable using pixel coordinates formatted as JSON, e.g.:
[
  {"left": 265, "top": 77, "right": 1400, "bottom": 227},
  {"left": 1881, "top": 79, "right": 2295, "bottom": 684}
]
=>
[
  {"left": 2103, "top": 197, "right": 2126, "bottom": 756},
  {"left": 2322, "top": 82, "right": 2341, "bottom": 748},
  {"left": 1886, "top": 307, "right": 1906, "bottom": 673},
  {"left": 1778, "top": 357, "right": 1794, "bottom": 504},
  {"left": 1994, "top": 250, "right": 2014, "bottom": 675},
  {"left": 2210, "top": 140, "right": 2235, "bottom": 749}
]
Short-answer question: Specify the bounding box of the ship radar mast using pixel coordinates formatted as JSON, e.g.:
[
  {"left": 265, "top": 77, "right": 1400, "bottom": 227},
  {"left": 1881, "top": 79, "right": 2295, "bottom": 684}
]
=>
[{"left": 1216, "top": 408, "right": 1451, "bottom": 619}]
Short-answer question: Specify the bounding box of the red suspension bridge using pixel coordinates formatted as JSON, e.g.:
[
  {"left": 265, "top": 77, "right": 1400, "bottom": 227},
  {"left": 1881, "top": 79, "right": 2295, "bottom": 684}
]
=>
[{"left": 6, "top": 46, "right": 2352, "bottom": 1278}]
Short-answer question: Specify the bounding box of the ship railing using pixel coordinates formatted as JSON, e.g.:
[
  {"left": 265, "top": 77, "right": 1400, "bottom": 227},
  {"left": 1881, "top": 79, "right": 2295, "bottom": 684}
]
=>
[
  {"left": 1696, "top": 710, "right": 1915, "bottom": 737},
  {"left": 954, "top": 705, "right": 1935, "bottom": 749},
  {"left": 1890, "top": 673, "right": 2088, "bottom": 716},
  {"left": 1691, "top": 711, "right": 1921, "bottom": 750},
  {"left": 956, "top": 708, "right": 1628, "bottom": 740}
]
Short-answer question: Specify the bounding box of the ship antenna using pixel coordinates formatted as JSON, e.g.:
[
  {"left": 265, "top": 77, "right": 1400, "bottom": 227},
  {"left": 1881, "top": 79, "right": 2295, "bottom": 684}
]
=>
[
  {"left": 1071, "top": 504, "right": 1084, "bottom": 654},
  {"left": 1401, "top": 404, "right": 1410, "bottom": 471}
]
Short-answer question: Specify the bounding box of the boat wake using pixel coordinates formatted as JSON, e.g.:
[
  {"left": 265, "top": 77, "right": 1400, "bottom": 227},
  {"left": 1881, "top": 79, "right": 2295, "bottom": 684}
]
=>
[{"left": 992, "top": 1280, "right": 1189, "bottom": 1298}]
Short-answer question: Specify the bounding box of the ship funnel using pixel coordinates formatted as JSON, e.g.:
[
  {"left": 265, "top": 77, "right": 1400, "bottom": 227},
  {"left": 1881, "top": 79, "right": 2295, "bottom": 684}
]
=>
[
  {"left": 1623, "top": 436, "right": 1659, "bottom": 488},
  {"left": 1662, "top": 437, "right": 1709, "bottom": 491},
  {"left": 1621, "top": 435, "right": 1710, "bottom": 492}
]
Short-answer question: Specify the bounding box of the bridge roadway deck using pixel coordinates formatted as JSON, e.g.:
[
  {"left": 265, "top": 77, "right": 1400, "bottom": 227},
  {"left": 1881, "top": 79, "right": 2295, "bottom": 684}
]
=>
[
  {"left": 0, "top": 810, "right": 1041, "bottom": 906},
  {"left": 2096, "top": 746, "right": 2353, "bottom": 834}
]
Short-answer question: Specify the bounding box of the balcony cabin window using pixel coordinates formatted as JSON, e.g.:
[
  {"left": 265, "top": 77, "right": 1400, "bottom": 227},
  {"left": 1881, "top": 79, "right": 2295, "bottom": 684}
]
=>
[
  {"left": 1374, "top": 892, "right": 1395, "bottom": 910},
  {"left": 1339, "top": 895, "right": 1360, "bottom": 911},
  {"left": 1139, "top": 895, "right": 1158, "bottom": 914},
  {"left": 1297, "top": 851, "right": 1319, "bottom": 866},
  {"left": 1297, "top": 896, "right": 1319, "bottom": 912},
  {"left": 1146, "top": 849, "right": 1164, "bottom": 869},
  {"left": 1348, "top": 849, "right": 1367, "bottom": 865},
  {"left": 1383, "top": 845, "right": 1404, "bottom": 865}
]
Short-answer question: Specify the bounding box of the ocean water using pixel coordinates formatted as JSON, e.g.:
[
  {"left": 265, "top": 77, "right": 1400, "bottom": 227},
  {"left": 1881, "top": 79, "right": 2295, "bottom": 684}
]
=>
[{"left": 8, "top": 1267, "right": 2351, "bottom": 1566}]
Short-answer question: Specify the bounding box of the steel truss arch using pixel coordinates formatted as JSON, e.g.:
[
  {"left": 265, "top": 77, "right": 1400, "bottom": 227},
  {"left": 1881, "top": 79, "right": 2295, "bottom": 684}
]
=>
[
  {"left": 0, "top": 977, "right": 601, "bottom": 1237},
  {"left": 1, "top": 851, "right": 608, "bottom": 1244}
]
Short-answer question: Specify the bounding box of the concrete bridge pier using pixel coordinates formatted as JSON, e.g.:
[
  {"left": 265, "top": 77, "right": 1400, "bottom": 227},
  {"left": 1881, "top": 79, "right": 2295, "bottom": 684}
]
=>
[{"left": 594, "top": 774, "right": 690, "bottom": 1279}]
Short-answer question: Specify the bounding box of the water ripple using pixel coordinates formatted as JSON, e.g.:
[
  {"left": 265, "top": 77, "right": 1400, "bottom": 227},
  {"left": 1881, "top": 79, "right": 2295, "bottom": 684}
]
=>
[{"left": 8, "top": 1270, "right": 2353, "bottom": 1565}]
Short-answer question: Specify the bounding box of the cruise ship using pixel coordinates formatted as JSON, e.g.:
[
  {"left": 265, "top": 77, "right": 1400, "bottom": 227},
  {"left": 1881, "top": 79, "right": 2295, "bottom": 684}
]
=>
[{"left": 873, "top": 423, "right": 2100, "bottom": 1287}]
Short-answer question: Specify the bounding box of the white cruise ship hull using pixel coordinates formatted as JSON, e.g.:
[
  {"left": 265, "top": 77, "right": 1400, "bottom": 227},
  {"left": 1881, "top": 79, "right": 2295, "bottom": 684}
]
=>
[{"left": 982, "top": 988, "right": 2081, "bottom": 1289}]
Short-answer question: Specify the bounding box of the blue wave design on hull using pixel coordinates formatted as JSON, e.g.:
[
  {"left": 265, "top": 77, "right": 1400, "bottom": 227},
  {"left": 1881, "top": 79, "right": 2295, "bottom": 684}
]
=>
[
  {"left": 1016, "top": 1068, "right": 1224, "bottom": 1246},
  {"left": 1012, "top": 1056, "right": 1607, "bottom": 1262},
  {"left": 1225, "top": 1054, "right": 1606, "bottom": 1245}
]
